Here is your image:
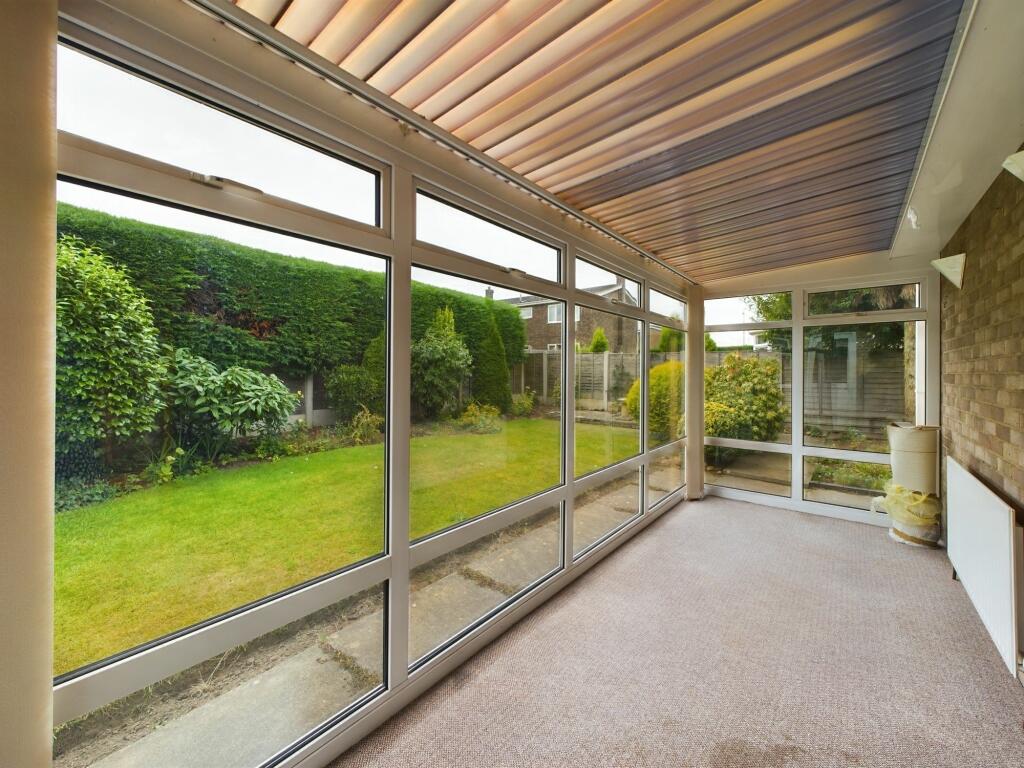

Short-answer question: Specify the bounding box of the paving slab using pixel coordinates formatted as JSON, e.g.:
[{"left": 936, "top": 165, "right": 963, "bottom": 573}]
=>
[
  {"left": 94, "top": 645, "right": 366, "bottom": 768},
  {"left": 574, "top": 483, "right": 639, "bottom": 550},
  {"left": 409, "top": 573, "right": 506, "bottom": 662},
  {"left": 464, "top": 521, "right": 560, "bottom": 592},
  {"left": 324, "top": 610, "right": 386, "bottom": 677}
]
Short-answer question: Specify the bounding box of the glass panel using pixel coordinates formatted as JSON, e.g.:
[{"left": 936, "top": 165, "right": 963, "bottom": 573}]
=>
[
  {"left": 705, "top": 330, "right": 792, "bottom": 444},
  {"left": 705, "top": 447, "right": 791, "bottom": 497},
  {"left": 574, "top": 306, "right": 642, "bottom": 477},
  {"left": 808, "top": 283, "right": 920, "bottom": 316},
  {"left": 57, "top": 46, "right": 378, "bottom": 225},
  {"left": 804, "top": 322, "right": 918, "bottom": 452},
  {"left": 574, "top": 467, "right": 641, "bottom": 555},
  {"left": 54, "top": 584, "right": 385, "bottom": 768},
  {"left": 409, "top": 507, "right": 560, "bottom": 664},
  {"left": 649, "top": 287, "right": 686, "bottom": 323},
  {"left": 415, "top": 192, "right": 559, "bottom": 282},
  {"left": 648, "top": 447, "right": 684, "bottom": 508},
  {"left": 803, "top": 457, "right": 892, "bottom": 510},
  {"left": 648, "top": 324, "right": 685, "bottom": 447},
  {"left": 55, "top": 182, "right": 387, "bottom": 676},
  {"left": 705, "top": 292, "right": 792, "bottom": 324},
  {"left": 409, "top": 268, "right": 562, "bottom": 540},
  {"left": 575, "top": 257, "right": 640, "bottom": 307}
]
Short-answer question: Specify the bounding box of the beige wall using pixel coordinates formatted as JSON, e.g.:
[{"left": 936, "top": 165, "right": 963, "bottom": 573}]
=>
[
  {"left": 940, "top": 153, "right": 1024, "bottom": 510},
  {"left": 0, "top": 2, "right": 57, "bottom": 766}
]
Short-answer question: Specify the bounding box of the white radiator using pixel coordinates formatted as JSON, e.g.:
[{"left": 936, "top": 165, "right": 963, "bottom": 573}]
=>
[{"left": 947, "top": 457, "right": 1021, "bottom": 675}]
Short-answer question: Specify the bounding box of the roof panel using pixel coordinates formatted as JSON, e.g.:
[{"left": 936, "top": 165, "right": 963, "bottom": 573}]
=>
[{"left": 231, "top": 0, "right": 964, "bottom": 283}]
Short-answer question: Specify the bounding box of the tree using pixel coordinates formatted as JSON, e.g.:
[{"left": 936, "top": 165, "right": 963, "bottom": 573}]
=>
[
  {"left": 411, "top": 307, "right": 472, "bottom": 419},
  {"left": 471, "top": 308, "right": 512, "bottom": 412},
  {"left": 657, "top": 326, "right": 684, "bottom": 355},
  {"left": 625, "top": 360, "right": 684, "bottom": 443},
  {"left": 704, "top": 332, "right": 718, "bottom": 351},
  {"left": 588, "top": 326, "right": 609, "bottom": 353},
  {"left": 56, "top": 236, "right": 164, "bottom": 467}
]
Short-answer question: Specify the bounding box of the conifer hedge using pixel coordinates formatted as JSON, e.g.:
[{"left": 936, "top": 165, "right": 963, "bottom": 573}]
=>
[{"left": 57, "top": 203, "right": 523, "bottom": 410}]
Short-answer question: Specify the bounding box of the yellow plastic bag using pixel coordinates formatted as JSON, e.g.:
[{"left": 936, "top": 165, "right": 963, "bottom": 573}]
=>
[{"left": 884, "top": 481, "right": 941, "bottom": 547}]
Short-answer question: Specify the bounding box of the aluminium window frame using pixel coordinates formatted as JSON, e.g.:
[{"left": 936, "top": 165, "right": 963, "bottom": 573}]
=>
[{"left": 50, "top": 7, "right": 692, "bottom": 768}]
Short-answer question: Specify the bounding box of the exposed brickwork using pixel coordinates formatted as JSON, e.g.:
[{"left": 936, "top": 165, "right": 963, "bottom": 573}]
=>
[{"left": 940, "top": 163, "right": 1024, "bottom": 508}]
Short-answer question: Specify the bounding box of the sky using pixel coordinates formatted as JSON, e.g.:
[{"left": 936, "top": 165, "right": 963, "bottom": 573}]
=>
[{"left": 58, "top": 45, "right": 709, "bottom": 321}]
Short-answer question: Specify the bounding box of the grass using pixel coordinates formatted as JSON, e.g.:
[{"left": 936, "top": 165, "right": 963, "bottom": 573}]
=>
[{"left": 55, "top": 417, "right": 637, "bottom": 675}]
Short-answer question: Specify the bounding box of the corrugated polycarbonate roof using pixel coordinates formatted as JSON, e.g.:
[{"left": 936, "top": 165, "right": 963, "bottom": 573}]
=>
[{"left": 233, "top": 0, "right": 963, "bottom": 283}]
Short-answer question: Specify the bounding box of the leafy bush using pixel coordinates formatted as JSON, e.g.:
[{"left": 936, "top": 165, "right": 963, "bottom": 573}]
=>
[
  {"left": 588, "top": 326, "right": 609, "bottom": 353},
  {"left": 160, "top": 348, "right": 300, "bottom": 461},
  {"left": 457, "top": 403, "right": 502, "bottom": 434},
  {"left": 625, "top": 360, "right": 684, "bottom": 443},
  {"left": 325, "top": 364, "right": 378, "bottom": 422},
  {"left": 55, "top": 477, "right": 117, "bottom": 513},
  {"left": 658, "top": 326, "right": 684, "bottom": 354},
  {"left": 348, "top": 406, "right": 385, "bottom": 445},
  {"left": 56, "top": 236, "right": 164, "bottom": 466},
  {"left": 704, "top": 333, "right": 718, "bottom": 351},
  {"left": 412, "top": 307, "right": 472, "bottom": 419},
  {"left": 510, "top": 388, "right": 536, "bottom": 418},
  {"left": 704, "top": 353, "right": 785, "bottom": 443}
]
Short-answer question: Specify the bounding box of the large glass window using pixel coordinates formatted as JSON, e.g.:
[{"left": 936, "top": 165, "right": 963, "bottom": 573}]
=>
[
  {"left": 705, "top": 292, "right": 791, "bottom": 324},
  {"left": 807, "top": 283, "right": 919, "bottom": 316},
  {"left": 803, "top": 322, "right": 919, "bottom": 452},
  {"left": 705, "top": 329, "right": 792, "bottom": 445},
  {"left": 409, "top": 268, "right": 562, "bottom": 540},
  {"left": 705, "top": 446, "right": 792, "bottom": 497},
  {"left": 574, "top": 467, "right": 641, "bottom": 555},
  {"left": 58, "top": 46, "right": 378, "bottom": 225},
  {"left": 54, "top": 182, "right": 387, "bottom": 677},
  {"left": 574, "top": 306, "right": 642, "bottom": 477},
  {"left": 803, "top": 457, "right": 892, "bottom": 510},
  {"left": 648, "top": 324, "right": 685, "bottom": 448},
  {"left": 649, "top": 287, "right": 686, "bottom": 322},
  {"left": 576, "top": 257, "right": 640, "bottom": 307},
  {"left": 649, "top": 448, "right": 684, "bottom": 508},
  {"left": 54, "top": 584, "right": 385, "bottom": 768},
  {"left": 409, "top": 508, "right": 560, "bottom": 665},
  {"left": 415, "top": 192, "right": 559, "bottom": 282}
]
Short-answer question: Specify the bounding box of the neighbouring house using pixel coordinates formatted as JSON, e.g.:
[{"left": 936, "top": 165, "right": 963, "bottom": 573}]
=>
[{"left": 499, "top": 280, "right": 642, "bottom": 353}]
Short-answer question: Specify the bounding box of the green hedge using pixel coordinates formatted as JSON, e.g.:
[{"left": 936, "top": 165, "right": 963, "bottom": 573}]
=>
[{"left": 58, "top": 204, "right": 524, "bottom": 400}]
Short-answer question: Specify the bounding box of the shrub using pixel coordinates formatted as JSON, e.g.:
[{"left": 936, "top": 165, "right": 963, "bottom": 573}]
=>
[
  {"left": 457, "top": 403, "right": 502, "bottom": 434},
  {"left": 347, "top": 406, "right": 385, "bottom": 445},
  {"left": 704, "top": 333, "right": 718, "bottom": 351},
  {"left": 412, "top": 307, "right": 473, "bottom": 419},
  {"left": 625, "top": 360, "right": 684, "bottom": 443},
  {"left": 703, "top": 352, "right": 786, "bottom": 443},
  {"left": 588, "top": 326, "right": 609, "bottom": 353},
  {"left": 325, "top": 364, "right": 379, "bottom": 422},
  {"left": 54, "top": 477, "right": 117, "bottom": 513},
  {"left": 510, "top": 388, "right": 535, "bottom": 418},
  {"left": 56, "top": 236, "right": 164, "bottom": 466},
  {"left": 161, "top": 348, "right": 300, "bottom": 461}
]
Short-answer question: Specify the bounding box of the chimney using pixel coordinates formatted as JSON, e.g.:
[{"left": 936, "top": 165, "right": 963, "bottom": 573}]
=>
[{"left": 485, "top": 286, "right": 494, "bottom": 300}]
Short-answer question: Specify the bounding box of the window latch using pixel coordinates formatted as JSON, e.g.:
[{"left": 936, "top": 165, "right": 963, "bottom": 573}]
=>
[{"left": 189, "top": 172, "right": 263, "bottom": 195}]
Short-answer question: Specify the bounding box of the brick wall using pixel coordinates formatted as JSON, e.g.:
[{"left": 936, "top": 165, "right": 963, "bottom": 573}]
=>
[{"left": 940, "top": 162, "right": 1024, "bottom": 509}]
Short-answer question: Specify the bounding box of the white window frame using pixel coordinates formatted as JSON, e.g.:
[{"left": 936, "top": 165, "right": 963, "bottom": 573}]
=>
[
  {"left": 547, "top": 303, "right": 563, "bottom": 324},
  {"left": 703, "top": 272, "right": 939, "bottom": 528},
  {"left": 50, "top": 10, "right": 692, "bottom": 768},
  {"left": 519, "top": 306, "right": 533, "bottom": 319}
]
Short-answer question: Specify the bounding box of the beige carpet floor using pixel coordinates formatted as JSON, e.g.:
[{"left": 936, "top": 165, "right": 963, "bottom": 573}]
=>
[{"left": 331, "top": 497, "right": 1024, "bottom": 767}]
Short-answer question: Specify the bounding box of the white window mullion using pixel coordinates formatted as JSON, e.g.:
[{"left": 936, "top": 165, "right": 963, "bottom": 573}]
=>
[
  {"left": 791, "top": 288, "right": 805, "bottom": 506},
  {"left": 563, "top": 247, "right": 577, "bottom": 571},
  {"left": 386, "top": 168, "right": 413, "bottom": 686}
]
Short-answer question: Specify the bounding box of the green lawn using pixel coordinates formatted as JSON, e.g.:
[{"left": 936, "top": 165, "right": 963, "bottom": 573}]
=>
[{"left": 55, "top": 417, "right": 637, "bottom": 675}]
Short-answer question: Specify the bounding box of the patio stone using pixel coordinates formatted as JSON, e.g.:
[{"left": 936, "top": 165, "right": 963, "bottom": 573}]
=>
[
  {"left": 463, "top": 521, "right": 561, "bottom": 593},
  {"left": 409, "top": 573, "right": 507, "bottom": 663}
]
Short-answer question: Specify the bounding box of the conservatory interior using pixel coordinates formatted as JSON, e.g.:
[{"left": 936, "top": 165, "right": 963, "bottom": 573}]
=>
[{"left": 2, "top": 1, "right": 1024, "bottom": 767}]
